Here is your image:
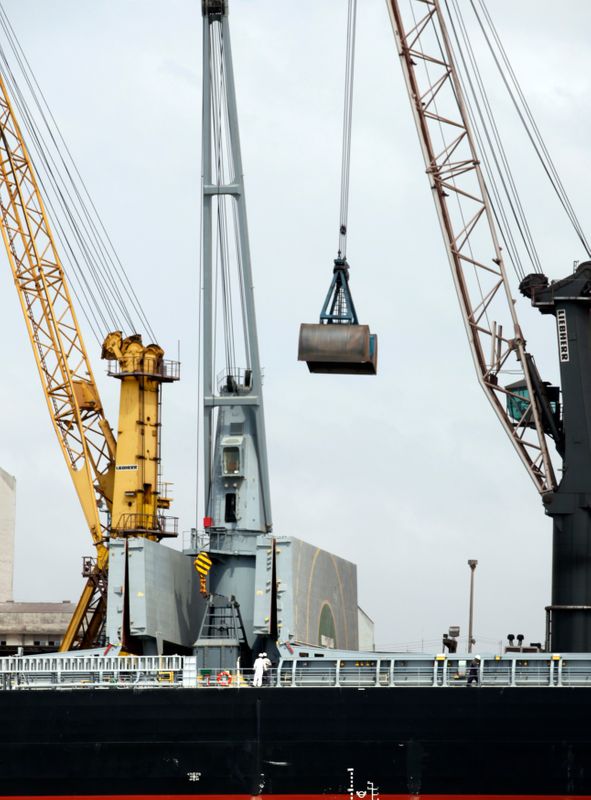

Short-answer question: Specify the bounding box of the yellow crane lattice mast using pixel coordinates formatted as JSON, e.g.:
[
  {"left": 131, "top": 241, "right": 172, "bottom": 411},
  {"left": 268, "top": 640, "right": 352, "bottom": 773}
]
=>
[{"left": 0, "top": 73, "right": 116, "bottom": 649}]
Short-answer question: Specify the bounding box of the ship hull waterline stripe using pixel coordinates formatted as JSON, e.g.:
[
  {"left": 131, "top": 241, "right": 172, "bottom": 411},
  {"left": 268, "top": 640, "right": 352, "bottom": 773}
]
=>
[{"left": 1, "top": 795, "right": 590, "bottom": 800}]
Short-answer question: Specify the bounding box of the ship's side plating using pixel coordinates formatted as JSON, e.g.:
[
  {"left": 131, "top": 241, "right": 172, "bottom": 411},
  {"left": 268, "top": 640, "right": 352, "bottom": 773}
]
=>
[
  {"left": 4, "top": 3, "right": 591, "bottom": 799},
  {"left": 1, "top": 649, "right": 591, "bottom": 797}
]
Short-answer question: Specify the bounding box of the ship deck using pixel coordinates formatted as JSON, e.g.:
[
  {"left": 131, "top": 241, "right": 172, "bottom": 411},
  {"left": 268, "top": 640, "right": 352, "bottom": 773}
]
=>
[{"left": 0, "top": 650, "right": 590, "bottom": 690}]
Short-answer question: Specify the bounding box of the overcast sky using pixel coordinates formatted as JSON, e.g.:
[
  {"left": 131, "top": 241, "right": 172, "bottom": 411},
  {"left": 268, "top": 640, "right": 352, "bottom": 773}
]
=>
[{"left": 1, "top": 0, "right": 590, "bottom": 654}]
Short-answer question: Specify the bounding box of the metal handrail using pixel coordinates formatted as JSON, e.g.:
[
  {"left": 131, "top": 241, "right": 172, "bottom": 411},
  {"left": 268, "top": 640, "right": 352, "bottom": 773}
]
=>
[
  {"left": 111, "top": 513, "right": 178, "bottom": 537},
  {"left": 0, "top": 653, "right": 589, "bottom": 691},
  {"left": 107, "top": 358, "right": 180, "bottom": 382}
]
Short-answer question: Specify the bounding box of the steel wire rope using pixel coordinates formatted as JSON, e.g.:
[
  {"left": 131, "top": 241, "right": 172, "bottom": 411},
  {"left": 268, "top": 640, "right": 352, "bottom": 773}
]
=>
[
  {"left": 433, "top": 0, "right": 524, "bottom": 350},
  {"left": 0, "top": 45, "right": 129, "bottom": 338},
  {"left": 210, "top": 36, "right": 221, "bottom": 401},
  {"left": 445, "top": 0, "right": 541, "bottom": 279},
  {"left": 195, "top": 224, "right": 203, "bottom": 533},
  {"left": 223, "top": 56, "right": 250, "bottom": 373},
  {"left": 0, "top": 50, "right": 111, "bottom": 343},
  {"left": 336, "top": 0, "right": 358, "bottom": 261},
  {"left": 219, "top": 200, "right": 237, "bottom": 376},
  {"left": 195, "top": 68, "right": 207, "bottom": 544},
  {"left": 443, "top": 1, "right": 531, "bottom": 281},
  {"left": 427, "top": 2, "right": 524, "bottom": 344},
  {"left": 210, "top": 200, "right": 220, "bottom": 499},
  {"left": 475, "top": 0, "right": 591, "bottom": 256},
  {"left": 195, "top": 21, "right": 219, "bottom": 530},
  {"left": 221, "top": 68, "right": 244, "bottom": 375},
  {"left": 0, "top": 77, "right": 93, "bottom": 469},
  {"left": 1, "top": 76, "right": 119, "bottom": 337},
  {"left": 231, "top": 186, "right": 250, "bottom": 370},
  {"left": 406, "top": 0, "right": 492, "bottom": 333},
  {"left": 210, "top": 23, "right": 233, "bottom": 394},
  {"left": 463, "top": 110, "right": 526, "bottom": 282},
  {"left": 0, "top": 51, "right": 128, "bottom": 337},
  {"left": 212, "top": 27, "right": 232, "bottom": 374},
  {"left": 225, "top": 41, "right": 251, "bottom": 369},
  {"left": 219, "top": 175, "right": 238, "bottom": 377},
  {"left": 213, "top": 22, "right": 238, "bottom": 378},
  {"left": 471, "top": 0, "right": 591, "bottom": 258},
  {"left": 0, "top": 3, "right": 157, "bottom": 340},
  {"left": 210, "top": 27, "right": 221, "bottom": 390},
  {"left": 0, "top": 31, "right": 138, "bottom": 338},
  {"left": 0, "top": 122, "right": 78, "bottom": 460},
  {"left": 443, "top": 2, "right": 528, "bottom": 277}
]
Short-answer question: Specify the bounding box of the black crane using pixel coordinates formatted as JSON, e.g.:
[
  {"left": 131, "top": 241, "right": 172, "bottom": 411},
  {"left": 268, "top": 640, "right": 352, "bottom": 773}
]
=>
[{"left": 388, "top": 0, "right": 591, "bottom": 651}]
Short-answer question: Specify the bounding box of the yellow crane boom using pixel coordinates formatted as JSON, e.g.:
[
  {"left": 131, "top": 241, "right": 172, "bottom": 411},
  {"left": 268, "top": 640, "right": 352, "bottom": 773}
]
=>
[
  {"left": 0, "top": 73, "right": 116, "bottom": 649},
  {"left": 0, "top": 69, "right": 179, "bottom": 653}
]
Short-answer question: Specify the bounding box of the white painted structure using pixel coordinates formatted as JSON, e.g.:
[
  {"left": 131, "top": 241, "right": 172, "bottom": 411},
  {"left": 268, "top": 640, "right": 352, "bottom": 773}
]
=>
[
  {"left": 0, "top": 467, "right": 15, "bottom": 603},
  {"left": 358, "top": 606, "right": 375, "bottom": 652}
]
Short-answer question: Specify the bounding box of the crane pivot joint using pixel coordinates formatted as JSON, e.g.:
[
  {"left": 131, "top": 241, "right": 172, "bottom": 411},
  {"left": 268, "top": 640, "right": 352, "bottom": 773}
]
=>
[
  {"left": 202, "top": 0, "right": 226, "bottom": 18},
  {"left": 519, "top": 272, "right": 549, "bottom": 300}
]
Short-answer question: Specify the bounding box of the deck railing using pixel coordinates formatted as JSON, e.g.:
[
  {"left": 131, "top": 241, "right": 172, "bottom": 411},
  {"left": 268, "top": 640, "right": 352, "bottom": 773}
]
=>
[{"left": 0, "top": 653, "right": 589, "bottom": 690}]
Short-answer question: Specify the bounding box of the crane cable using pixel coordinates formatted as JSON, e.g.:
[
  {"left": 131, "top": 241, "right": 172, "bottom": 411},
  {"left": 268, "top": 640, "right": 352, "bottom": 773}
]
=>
[
  {"left": 443, "top": 0, "right": 541, "bottom": 281},
  {"left": 211, "top": 20, "right": 238, "bottom": 379},
  {"left": 0, "top": 2, "right": 158, "bottom": 344},
  {"left": 424, "top": 0, "right": 591, "bottom": 284},
  {"left": 469, "top": 0, "right": 591, "bottom": 259},
  {"left": 0, "top": 44, "right": 113, "bottom": 342},
  {"left": 337, "top": 0, "right": 358, "bottom": 261}
]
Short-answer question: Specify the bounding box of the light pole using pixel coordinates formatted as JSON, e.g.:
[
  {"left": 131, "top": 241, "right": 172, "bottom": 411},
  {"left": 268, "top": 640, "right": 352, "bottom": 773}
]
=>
[{"left": 468, "top": 559, "right": 478, "bottom": 653}]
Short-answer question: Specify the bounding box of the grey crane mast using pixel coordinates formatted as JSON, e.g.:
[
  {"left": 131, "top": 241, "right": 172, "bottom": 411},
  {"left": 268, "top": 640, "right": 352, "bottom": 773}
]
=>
[
  {"left": 201, "top": 0, "right": 272, "bottom": 527},
  {"left": 387, "top": 0, "right": 591, "bottom": 651},
  {"left": 198, "top": 0, "right": 273, "bottom": 668}
]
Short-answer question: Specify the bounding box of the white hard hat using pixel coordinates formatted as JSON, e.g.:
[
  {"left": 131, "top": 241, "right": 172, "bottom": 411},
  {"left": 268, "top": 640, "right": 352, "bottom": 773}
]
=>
[{"left": 262, "top": 652, "right": 267, "bottom": 657}]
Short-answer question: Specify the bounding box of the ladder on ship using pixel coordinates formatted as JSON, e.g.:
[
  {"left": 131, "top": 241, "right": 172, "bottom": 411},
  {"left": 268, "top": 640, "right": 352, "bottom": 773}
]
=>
[{"left": 194, "top": 595, "right": 248, "bottom": 672}]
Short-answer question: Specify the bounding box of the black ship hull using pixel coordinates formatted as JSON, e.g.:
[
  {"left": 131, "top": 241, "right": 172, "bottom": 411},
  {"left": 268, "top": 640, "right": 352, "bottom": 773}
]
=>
[{"left": 1, "top": 686, "right": 590, "bottom": 797}]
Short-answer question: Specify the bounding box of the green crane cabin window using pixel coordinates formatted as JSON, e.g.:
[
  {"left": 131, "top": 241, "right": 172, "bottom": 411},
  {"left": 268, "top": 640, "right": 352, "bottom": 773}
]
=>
[{"left": 223, "top": 446, "right": 241, "bottom": 475}]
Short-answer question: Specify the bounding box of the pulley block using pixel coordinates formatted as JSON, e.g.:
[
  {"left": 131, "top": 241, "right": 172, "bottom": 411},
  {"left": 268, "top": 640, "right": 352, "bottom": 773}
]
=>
[{"left": 202, "top": 0, "right": 226, "bottom": 18}]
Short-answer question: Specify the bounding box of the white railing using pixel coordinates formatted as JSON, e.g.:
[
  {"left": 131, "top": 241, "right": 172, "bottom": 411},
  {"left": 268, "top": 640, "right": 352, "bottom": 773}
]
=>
[
  {"left": 0, "top": 653, "right": 589, "bottom": 690},
  {"left": 0, "top": 655, "right": 185, "bottom": 690}
]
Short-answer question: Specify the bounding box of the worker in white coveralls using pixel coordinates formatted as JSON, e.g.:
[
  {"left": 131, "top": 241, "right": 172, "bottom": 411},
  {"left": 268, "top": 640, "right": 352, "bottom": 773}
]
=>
[{"left": 253, "top": 653, "right": 265, "bottom": 687}]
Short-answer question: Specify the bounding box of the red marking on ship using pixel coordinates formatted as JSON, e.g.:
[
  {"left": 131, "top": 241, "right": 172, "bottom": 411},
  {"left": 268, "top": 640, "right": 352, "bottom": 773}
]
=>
[{"left": 1, "top": 795, "right": 590, "bottom": 799}]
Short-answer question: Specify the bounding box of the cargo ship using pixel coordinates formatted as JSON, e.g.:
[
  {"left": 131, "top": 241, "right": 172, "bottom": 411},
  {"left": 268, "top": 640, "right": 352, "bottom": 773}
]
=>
[
  {"left": 2, "top": 650, "right": 591, "bottom": 797},
  {"left": 1, "top": 1, "right": 591, "bottom": 798}
]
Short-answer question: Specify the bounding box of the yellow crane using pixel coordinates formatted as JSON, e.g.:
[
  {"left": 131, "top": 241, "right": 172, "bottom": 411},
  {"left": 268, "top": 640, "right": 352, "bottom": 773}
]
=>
[{"left": 0, "top": 73, "right": 177, "bottom": 650}]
